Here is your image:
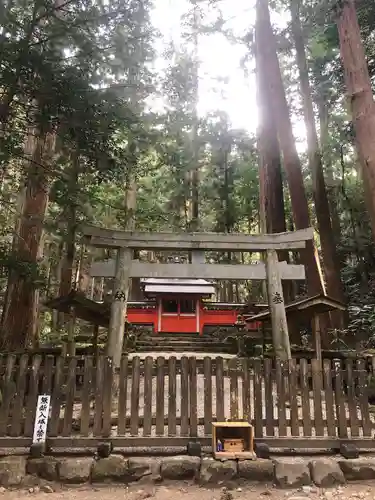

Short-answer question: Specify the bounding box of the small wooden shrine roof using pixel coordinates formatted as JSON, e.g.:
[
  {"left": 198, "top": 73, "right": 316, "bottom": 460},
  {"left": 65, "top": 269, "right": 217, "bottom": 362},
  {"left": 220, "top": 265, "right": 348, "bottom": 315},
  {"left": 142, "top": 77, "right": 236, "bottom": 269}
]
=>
[
  {"left": 242, "top": 294, "right": 347, "bottom": 324},
  {"left": 45, "top": 292, "right": 158, "bottom": 327},
  {"left": 45, "top": 291, "right": 111, "bottom": 327}
]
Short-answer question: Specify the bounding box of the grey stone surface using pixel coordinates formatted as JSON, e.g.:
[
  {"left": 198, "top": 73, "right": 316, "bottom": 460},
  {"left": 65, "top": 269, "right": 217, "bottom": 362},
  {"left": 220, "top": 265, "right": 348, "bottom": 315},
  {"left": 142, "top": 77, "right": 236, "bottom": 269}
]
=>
[
  {"left": 309, "top": 458, "right": 345, "bottom": 487},
  {"left": 273, "top": 459, "right": 311, "bottom": 489},
  {"left": 57, "top": 457, "right": 93, "bottom": 484},
  {"left": 20, "top": 474, "right": 41, "bottom": 488},
  {"left": 41, "top": 484, "right": 55, "bottom": 493},
  {"left": 91, "top": 455, "right": 129, "bottom": 482},
  {"left": 339, "top": 443, "right": 359, "bottom": 459},
  {"left": 338, "top": 459, "right": 375, "bottom": 481},
  {"left": 128, "top": 457, "right": 161, "bottom": 482},
  {"left": 238, "top": 459, "right": 273, "bottom": 482},
  {"left": 0, "top": 456, "right": 26, "bottom": 487},
  {"left": 160, "top": 456, "right": 200, "bottom": 480},
  {"left": 199, "top": 458, "right": 237, "bottom": 485},
  {"left": 27, "top": 457, "right": 59, "bottom": 481}
]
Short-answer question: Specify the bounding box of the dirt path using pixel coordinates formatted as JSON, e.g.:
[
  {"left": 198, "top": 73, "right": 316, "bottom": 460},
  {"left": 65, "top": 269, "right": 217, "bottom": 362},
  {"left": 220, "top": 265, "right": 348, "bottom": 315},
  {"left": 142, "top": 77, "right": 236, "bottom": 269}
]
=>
[{"left": 1, "top": 483, "right": 375, "bottom": 500}]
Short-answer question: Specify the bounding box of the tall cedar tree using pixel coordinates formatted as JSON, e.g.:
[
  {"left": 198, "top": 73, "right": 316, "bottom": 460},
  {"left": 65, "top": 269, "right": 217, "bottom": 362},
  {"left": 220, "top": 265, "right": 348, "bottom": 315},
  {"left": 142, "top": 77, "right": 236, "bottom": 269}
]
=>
[
  {"left": 0, "top": 0, "right": 153, "bottom": 350},
  {"left": 1, "top": 126, "right": 57, "bottom": 349},
  {"left": 256, "top": 2, "right": 298, "bottom": 351},
  {"left": 290, "top": 0, "right": 346, "bottom": 328},
  {"left": 336, "top": 0, "right": 375, "bottom": 239},
  {"left": 256, "top": 0, "right": 324, "bottom": 298},
  {"left": 255, "top": 7, "right": 286, "bottom": 236}
]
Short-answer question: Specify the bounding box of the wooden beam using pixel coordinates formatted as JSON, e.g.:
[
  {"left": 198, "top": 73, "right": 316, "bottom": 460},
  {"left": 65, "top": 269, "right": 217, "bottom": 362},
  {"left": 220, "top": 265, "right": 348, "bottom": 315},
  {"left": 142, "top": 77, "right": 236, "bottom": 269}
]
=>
[
  {"left": 313, "top": 315, "right": 322, "bottom": 367},
  {"left": 4, "top": 436, "right": 375, "bottom": 451},
  {"left": 82, "top": 226, "right": 314, "bottom": 251},
  {"left": 90, "top": 260, "right": 306, "bottom": 280},
  {"left": 191, "top": 250, "right": 205, "bottom": 264}
]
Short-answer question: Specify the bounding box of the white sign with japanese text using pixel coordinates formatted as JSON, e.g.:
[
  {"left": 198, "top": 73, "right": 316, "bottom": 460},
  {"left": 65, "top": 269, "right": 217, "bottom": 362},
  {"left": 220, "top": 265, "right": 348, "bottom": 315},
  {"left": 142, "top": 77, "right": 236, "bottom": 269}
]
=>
[{"left": 32, "top": 395, "right": 51, "bottom": 444}]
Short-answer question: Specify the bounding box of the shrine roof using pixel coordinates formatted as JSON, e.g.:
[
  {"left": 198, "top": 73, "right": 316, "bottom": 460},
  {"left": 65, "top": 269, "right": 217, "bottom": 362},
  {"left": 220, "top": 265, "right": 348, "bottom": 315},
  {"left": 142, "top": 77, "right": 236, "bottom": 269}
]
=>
[
  {"left": 141, "top": 277, "right": 215, "bottom": 295},
  {"left": 45, "top": 291, "right": 110, "bottom": 327},
  {"left": 241, "top": 294, "right": 347, "bottom": 324},
  {"left": 45, "top": 291, "right": 156, "bottom": 326}
]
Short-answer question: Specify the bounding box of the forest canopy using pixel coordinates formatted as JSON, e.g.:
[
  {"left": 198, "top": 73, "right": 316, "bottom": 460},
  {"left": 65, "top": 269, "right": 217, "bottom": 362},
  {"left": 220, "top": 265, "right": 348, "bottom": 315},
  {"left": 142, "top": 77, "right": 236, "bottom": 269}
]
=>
[{"left": 1, "top": 0, "right": 375, "bottom": 351}]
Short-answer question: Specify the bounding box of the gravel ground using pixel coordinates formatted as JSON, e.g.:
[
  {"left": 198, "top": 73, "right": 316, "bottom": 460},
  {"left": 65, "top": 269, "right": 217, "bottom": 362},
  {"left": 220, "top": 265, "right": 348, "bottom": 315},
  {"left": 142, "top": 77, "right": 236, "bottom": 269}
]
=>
[{"left": 1, "top": 483, "right": 375, "bottom": 500}]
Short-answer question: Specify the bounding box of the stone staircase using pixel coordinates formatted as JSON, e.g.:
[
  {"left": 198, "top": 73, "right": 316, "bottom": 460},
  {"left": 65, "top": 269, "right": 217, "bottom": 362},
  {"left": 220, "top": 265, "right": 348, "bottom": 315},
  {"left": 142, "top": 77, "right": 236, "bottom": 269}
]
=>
[{"left": 135, "top": 332, "right": 236, "bottom": 354}]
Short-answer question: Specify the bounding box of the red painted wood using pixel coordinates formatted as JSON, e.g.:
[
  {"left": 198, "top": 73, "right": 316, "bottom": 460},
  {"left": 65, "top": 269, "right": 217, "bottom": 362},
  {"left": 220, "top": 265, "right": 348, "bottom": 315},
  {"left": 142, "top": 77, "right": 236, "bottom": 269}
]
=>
[
  {"left": 126, "top": 309, "right": 157, "bottom": 330},
  {"left": 126, "top": 297, "right": 261, "bottom": 333},
  {"left": 160, "top": 315, "right": 197, "bottom": 333}
]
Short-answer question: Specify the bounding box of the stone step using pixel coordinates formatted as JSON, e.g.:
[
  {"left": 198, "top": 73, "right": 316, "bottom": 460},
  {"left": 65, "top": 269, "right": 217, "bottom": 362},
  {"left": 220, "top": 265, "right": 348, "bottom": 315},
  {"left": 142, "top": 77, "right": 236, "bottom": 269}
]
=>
[
  {"left": 137, "top": 338, "right": 223, "bottom": 344},
  {"left": 135, "top": 344, "right": 232, "bottom": 353},
  {"left": 137, "top": 338, "right": 227, "bottom": 343},
  {"left": 140, "top": 336, "right": 219, "bottom": 341}
]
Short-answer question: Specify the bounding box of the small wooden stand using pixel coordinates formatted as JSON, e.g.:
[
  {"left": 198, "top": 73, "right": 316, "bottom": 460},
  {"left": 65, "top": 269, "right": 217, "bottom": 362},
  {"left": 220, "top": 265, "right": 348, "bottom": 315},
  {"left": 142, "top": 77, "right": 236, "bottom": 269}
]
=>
[{"left": 212, "top": 422, "right": 256, "bottom": 460}]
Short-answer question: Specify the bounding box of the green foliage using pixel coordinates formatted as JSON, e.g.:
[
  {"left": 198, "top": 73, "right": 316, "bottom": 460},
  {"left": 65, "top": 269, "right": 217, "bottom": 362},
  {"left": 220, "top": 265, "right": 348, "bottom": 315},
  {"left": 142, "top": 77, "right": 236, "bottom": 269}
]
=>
[{"left": 1, "top": 0, "right": 375, "bottom": 349}]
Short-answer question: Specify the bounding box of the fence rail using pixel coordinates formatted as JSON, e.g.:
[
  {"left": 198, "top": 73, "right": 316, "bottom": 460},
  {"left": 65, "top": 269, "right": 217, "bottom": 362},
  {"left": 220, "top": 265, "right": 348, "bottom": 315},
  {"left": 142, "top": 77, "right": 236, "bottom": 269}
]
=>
[{"left": 0, "top": 354, "right": 374, "bottom": 449}]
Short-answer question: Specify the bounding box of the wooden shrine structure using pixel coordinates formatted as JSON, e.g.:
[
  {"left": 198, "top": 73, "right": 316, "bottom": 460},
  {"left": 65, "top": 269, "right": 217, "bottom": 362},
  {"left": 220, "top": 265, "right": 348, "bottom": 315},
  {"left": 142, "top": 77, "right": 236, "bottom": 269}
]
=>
[
  {"left": 87, "top": 261, "right": 262, "bottom": 333},
  {"left": 46, "top": 277, "right": 262, "bottom": 336},
  {"left": 240, "top": 293, "right": 347, "bottom": 361},
  {"left": 81, "top": 225, "right": 317, "bottom": 367}
]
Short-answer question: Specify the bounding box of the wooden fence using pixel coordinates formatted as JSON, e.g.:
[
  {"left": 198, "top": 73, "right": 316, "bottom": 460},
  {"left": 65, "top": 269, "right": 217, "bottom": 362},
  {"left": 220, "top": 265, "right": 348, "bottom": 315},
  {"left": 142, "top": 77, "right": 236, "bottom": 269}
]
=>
[{"left": 0, "top": 354, "right": 374, "bottom": 450}]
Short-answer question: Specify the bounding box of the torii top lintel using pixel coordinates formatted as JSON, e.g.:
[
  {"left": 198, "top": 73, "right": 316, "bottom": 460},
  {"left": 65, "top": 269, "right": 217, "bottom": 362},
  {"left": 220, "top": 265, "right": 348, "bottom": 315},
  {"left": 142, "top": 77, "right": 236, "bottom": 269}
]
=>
[{"left": 82, "top": 226, "right": 314, "bottom": 252}]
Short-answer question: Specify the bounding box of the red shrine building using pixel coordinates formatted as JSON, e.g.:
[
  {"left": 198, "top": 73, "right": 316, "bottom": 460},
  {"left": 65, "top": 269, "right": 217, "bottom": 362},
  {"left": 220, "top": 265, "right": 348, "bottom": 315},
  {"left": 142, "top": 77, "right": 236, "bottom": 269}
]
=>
[
  {"left": 46, "top": 267, "right": 260, "bottom": 336},
  {"left": 126, "top": 278, "right": 260, "bottom": 335}
]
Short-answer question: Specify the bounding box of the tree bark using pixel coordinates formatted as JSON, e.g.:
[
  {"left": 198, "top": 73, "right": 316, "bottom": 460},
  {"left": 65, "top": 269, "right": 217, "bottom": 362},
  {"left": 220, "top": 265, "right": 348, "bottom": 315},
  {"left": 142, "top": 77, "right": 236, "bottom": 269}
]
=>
[
  {"left": 318, "top": 101, "right": 342, "bottom": 247},
  {"left": 290, "top": 0, "right": 346, "bottom": 329},
  {"left": 189, "top": 0, "right": 200, "bottom": 232},
  {"left": 59, "top": 153, "right": 79, "bottom": 296},
  {"left": 57, "top": 153, "right": 79, "bottom": 345},
  {"left": 336, "top": 0, "right": 375, "bottom": 240},
  {"left": 256, "top": 2, "right": 291, "bottom": 356},
  {"left": 107, "top": 168, "right": 137, "bottom": 370},
  {"left": 256, "top": 0, "right": 324, "bottom": 297},
  {"left": 0, "top": 128, "right": 56, "bottom": 350}
]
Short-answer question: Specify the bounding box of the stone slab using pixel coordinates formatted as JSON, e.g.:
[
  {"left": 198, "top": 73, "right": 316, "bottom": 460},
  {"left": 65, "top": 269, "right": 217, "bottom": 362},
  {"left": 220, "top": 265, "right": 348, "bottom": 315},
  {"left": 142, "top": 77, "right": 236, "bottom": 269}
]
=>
[
  {"left": 91, "top": 455, "right": 129, "bottom": 482},
  {"left": 199, "top": 459, "right": 237, "bottom": 485},
  {"left": 27, "top": 458, "right": 59, "bottom": 482},
  {"left": 238, "top": 459, "right": 274, "bottom": 482},
  {"left": 0, "top": 456, "right": 26, "bottom": 487},
  {"left": 338, "top": 459, "right": 375, "bottom": 481},
  {"left": 160, "top": 456, "right": 200, "bottom": 480},
  {"left": 273, "top": 459, "right": 311, "bottom": 489},
  {"left": 309, "top": 458, "right": 345, "bottom": 487},
  {"left": 57, "top": 457, "right": 93, "bottom": 484}
]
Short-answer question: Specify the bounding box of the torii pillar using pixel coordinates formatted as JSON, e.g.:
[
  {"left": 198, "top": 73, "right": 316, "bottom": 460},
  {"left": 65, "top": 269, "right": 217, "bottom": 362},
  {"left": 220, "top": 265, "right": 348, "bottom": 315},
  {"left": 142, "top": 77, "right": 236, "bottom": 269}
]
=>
[{"left": 107, "top": 247, "right": 132, "bottom": 369}]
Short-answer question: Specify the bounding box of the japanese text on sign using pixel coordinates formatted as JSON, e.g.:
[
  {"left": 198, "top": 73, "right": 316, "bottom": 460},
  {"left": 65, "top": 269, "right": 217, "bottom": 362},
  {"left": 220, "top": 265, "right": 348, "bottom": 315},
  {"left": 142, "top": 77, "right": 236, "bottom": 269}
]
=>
[{"left": 32, "top": 395, "right": 51, "bottom": 444}]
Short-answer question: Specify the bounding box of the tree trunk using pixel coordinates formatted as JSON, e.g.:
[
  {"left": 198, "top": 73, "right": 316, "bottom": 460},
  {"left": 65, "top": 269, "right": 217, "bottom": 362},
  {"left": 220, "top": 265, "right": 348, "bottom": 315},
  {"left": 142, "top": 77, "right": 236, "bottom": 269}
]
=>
[
  {"left": 336, "top": 0, "right": 375, "bottom": 239},
  {"left": 0, "top": 129, "right": 56, "bottom": 350},
  {"left": 51, "top": 240, "right": 64, "bottom": 331},
  {"left": 124, "top": 174, "right": 139, "bottom": 302},
  {"left": 59, "top": 154, "right": 79, "bottom": 296},
  {"left": 290, "top": 0, "right": 346, "bottom": 329},
  {"left": 318, "top": 101, "right": 342, "bottom": 247},
  {"left": 256, "top": 0, "right": 324, "bottom": 297},
  {"left": 58, "top": 154, "right": 79, "bottom": 343},
  {"left": 107, "top": 168, "right": 137, "bottom": 372},
  {"left": 256, "top": 3, "right": 291, "bottom": 356},
  {"left": 189, "top": 0, "right": 200, "bottom": 232}
]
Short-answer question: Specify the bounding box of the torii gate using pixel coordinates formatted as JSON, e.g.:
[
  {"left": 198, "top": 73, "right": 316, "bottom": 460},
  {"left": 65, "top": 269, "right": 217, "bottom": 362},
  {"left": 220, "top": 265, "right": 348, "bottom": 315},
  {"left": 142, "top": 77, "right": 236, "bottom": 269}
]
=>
[{"left": 82, "top": 225, "right": 315, "bottom": 368}]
